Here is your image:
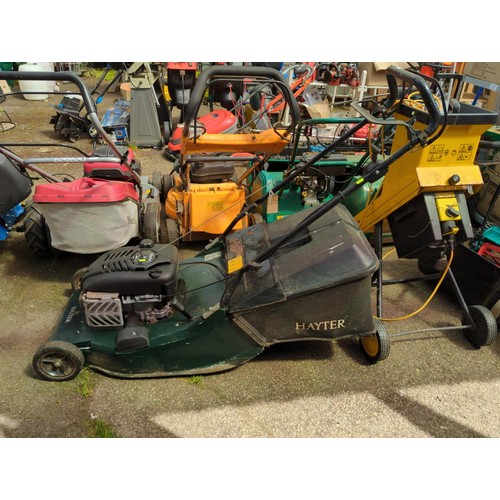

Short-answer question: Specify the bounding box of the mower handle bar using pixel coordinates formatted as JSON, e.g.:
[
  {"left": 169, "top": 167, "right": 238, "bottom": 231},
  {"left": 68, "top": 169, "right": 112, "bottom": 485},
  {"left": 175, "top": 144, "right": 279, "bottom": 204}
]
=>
[
  {"left": 0, "top": 71, "right": 127, "bottom": 164},
  {"left": 182, "top": 65, "right": 301, "bottom": 134},
  {"left": 384, "top": 65, "right": 441, "bottom": 137}
]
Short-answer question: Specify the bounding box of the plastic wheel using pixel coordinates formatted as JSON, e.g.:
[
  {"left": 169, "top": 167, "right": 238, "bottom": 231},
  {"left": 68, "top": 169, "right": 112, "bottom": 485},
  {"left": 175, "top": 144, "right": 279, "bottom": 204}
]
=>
[
  {"left": 71, "top": 267, "right": 89, "bottom": 291},
  {"left": 32, "top": 341, "right": 84, "bottom": 381},
  {"left": 360, "top": 318, "right": 390, "bottom": 363},
  {"left": 462, "top": 305, "right": 497, "bottom": 348},
  {"left": 24, "top": 204, "right": 52, "bottom": 257},
  {"left": 165, "top": 218, "right": 180, "bottom": 247},
  {"left": 143, "top": 203, "right": 160, "bottom": 243}
]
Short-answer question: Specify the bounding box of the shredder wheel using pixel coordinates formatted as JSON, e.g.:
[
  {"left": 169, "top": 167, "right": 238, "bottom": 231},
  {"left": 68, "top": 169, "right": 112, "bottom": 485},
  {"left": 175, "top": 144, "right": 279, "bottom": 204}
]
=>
[
  {"left": 462, "top": 305, "right": 497, "bottom": 349},
  {"left": 360, "top": 318, "right": 390, "bottom": 363}
]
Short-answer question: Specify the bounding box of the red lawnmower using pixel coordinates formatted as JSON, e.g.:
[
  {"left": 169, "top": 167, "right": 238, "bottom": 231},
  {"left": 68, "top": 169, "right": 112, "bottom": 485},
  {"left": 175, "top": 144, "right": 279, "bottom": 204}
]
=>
[{"left": 0, "top": 70, "right": 164, "bottom": 256}]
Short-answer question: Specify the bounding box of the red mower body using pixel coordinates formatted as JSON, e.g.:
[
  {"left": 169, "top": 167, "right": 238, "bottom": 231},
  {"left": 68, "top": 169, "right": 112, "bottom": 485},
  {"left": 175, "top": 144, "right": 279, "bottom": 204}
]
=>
[{"left": 167, "top": 109, "right": 238, "bottom": 153}]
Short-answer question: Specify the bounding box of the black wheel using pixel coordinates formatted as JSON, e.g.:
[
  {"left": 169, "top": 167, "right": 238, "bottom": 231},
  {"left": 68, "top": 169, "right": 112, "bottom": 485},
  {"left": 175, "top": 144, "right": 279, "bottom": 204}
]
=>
[
  {"left": 360, "top": 318, "right": 390, "bottom": 363},
  {"left": 491, "top": 300, "right": 500, "bottom": 332},
  {"left": 160, "top": 173, "right": 173, "bottom": 204},
  {"left": 24, "top": 204, "right": 52, "bottom": 257},
  {"left": 462, "top": 305, "right": 497, "bottom": 348},
  {"left": 32, "top": 341, "right": 84, "bottom": 381},
  {"left": 165, "top": 218, "right": 180, "bottom": 247},
  {"left": 150, "top": 171, "right": 163, "bottom": 193},
  {"left": 71, "top": 267, "right": 89, "bottom": 291},
  {"left": 143, "top": 203, "right": 160, "bottom": 243}
]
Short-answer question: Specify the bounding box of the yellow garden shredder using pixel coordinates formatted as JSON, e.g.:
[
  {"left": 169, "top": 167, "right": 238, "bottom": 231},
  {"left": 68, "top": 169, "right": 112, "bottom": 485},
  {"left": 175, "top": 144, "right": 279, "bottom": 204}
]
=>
[{"left": 352, "top": 66, "right": 498, "bottom": 350}]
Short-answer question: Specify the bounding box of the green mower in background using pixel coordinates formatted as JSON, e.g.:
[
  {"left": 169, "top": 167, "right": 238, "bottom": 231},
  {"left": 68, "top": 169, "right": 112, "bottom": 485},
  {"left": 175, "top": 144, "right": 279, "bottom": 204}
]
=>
[{"left": 247, "top": 117, "right": 386, "bottom": 223}]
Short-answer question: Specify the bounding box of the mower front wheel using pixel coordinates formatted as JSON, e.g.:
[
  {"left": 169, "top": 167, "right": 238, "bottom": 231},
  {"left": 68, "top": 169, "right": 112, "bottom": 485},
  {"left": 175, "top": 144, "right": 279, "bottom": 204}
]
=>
[
  {"left": 360, "top": 319, "right": 390, "bottom": 363},
  {"left": 462, "top": 305, "right": 497, "bottom": 349},
  {"left": 32, "top": 341, "right": 84, "bottom": 381}
]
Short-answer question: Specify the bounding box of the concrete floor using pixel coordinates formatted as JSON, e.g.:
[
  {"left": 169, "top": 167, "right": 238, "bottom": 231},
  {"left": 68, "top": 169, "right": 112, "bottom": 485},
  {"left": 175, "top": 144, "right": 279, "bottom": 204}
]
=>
[{"left": 0, "top": 71, "right": 499, "bottom": 447}]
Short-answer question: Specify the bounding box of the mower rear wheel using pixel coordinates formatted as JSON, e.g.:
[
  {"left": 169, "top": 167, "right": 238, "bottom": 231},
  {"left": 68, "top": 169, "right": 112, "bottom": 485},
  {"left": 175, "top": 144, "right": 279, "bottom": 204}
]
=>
[
  {"left": 360, "top": 318, "right": 390, "bottom": 363},
  {"left": 462, "top": 305, "right": 497, "bottom": 348},
  {"left": 24, "top": 204, "right": 52, "bottom": 257},
  {"left": 143, "top": 203, "right": 161, "bottom": 243},
  {"left": 165, "top": 218, "right": 180, "bottom": 247},
  {"left": 32, "top": 341, "right": 84, "bottom": 381}
]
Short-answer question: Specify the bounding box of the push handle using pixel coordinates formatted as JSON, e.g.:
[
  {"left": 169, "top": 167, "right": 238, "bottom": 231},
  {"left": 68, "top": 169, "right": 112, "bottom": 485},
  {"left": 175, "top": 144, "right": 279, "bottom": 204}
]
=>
[
  {"left": 0, "top": 71, "right": 97, "bottom": 114},
  {"left": 0, "top": 70, "right": 128, "bottom": 163},
  {"left": 385, "top": 65, "right": 441, "bottom": 136},
  {"left": 182, "top": 65, "right": 301, "bottom": 132}
]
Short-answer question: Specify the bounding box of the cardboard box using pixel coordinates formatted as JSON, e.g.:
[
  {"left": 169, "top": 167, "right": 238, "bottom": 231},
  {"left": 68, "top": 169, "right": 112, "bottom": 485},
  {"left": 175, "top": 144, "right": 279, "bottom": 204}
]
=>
[
  {"left": 0, "top": 80, "right": 10, "bottom": 94},
  {"left": 476, "top": 163, "right": 500, "bottom": 225},
  {"left": 120, "top": 82, "right": 131, "bottom": 101},
  {"left": 357, "top": 62, "right": 410, "bottom": 86},
  {"left": 464, "top": 62, "right": 500, "bottom": 87}
]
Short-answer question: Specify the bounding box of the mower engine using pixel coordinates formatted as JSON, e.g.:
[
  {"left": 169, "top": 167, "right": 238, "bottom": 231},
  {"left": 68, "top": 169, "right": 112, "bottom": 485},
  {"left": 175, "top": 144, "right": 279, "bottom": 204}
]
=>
[{"left": 79, "top": 240, "right": 180, "bottom": 350}]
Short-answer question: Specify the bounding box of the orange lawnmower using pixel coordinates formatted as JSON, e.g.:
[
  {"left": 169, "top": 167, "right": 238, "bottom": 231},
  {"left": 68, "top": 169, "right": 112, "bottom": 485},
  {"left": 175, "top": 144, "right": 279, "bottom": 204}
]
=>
[{"left": 160, "top": 65, "right": 301, "bottom": 244}]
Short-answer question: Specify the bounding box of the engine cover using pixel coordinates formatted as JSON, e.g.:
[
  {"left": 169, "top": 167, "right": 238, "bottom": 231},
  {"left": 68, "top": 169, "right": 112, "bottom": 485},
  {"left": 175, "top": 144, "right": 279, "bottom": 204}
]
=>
[{"left": 82, "top": 240, "right": 178, "bottom": 298}]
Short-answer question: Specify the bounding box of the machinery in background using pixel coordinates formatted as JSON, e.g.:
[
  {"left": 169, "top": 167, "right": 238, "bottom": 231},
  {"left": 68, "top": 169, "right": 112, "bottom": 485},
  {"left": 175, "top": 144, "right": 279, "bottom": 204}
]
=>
[{"left": 161, "top": 64, "right": 301, "bottom": 245}]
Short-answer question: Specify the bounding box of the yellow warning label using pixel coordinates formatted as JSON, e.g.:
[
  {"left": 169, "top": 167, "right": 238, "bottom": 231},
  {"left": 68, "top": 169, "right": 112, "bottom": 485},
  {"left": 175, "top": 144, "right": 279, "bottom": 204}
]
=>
[
  {"left": 427, "top": 144, "right": 445, "bottom": 162},
  {"left": 457, "top": 144, "right": 474, "bottom": 161},
  {"left": 207, "top": 201, "right": 224, "bottom": 211},
  {"left": 227, "top": 255, "right": 243, "bottom": 273}
]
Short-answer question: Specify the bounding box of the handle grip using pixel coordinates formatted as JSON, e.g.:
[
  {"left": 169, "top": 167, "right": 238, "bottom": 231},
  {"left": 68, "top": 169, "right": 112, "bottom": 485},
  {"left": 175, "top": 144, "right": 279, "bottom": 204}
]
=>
[
  {"left": 385, "top": 65, "right": 441, "bottom": 136},
  {"left": 182, "top": 65, "right": 301, "bottom": 131},
  {"left": 0, "top": 71, "right": 97, "bottom": 114}
]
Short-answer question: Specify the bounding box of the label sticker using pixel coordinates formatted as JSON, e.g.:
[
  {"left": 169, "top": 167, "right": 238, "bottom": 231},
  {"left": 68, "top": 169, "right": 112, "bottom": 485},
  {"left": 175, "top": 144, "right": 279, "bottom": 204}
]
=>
[
  {"left": 207, "top": 201, "right": 224, "bottom": 211},
  {"left": 227, "top": 255, "right": 243, "bottom": 273},
  {"left": 427, "top": 144, "right": 445, "bottom": 162},
  {"left": 204, "top": 251, "right": 222, "bottom": 261},
  {"left": 457, "top": 144, "right": 474, "bottom": 161}
]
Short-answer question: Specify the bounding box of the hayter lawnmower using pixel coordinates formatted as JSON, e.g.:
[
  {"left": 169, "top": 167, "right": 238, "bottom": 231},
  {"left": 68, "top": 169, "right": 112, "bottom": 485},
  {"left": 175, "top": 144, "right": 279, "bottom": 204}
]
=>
[
  {"left": 162, "top": 65, "right": 301, "bottom": 245},
  {"left": 30, "top": 65, "right": 491, "bottom": 382},
  {"left": 0, "top": 70, "right": 163, "bottom": 255}
]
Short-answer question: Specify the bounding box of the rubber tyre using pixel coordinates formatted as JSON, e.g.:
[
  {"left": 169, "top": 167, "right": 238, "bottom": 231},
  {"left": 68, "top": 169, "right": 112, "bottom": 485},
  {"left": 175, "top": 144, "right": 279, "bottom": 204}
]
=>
[
  {"left": 165, "top": 218, "right": 180, "bottom": 247},
  {"left": 417, "top": 255, "right": 438, "bottom": 275},
  {"left": 360, "top": 318, "right": 390, "bottom": 363},
  {"left": 24, "top": 204, "right": 52, "bottom": 257},
  {"left": 160, "top": 173, "right": 173, "bottom": 204},
  {"left": 150, "top": 171, "right": 163, "bottom": 193},
  {"left": 143, "top": 203, "right": 160, "bottom": 243},
  {"left": 462, "top": 305, "right": 497, "bottom": 348},
  {"left": 71, "top": 267, "right": 89, "bottom": 292},
  {"left": 32, "top": 341, "right": 84, "bottom": 381}
]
